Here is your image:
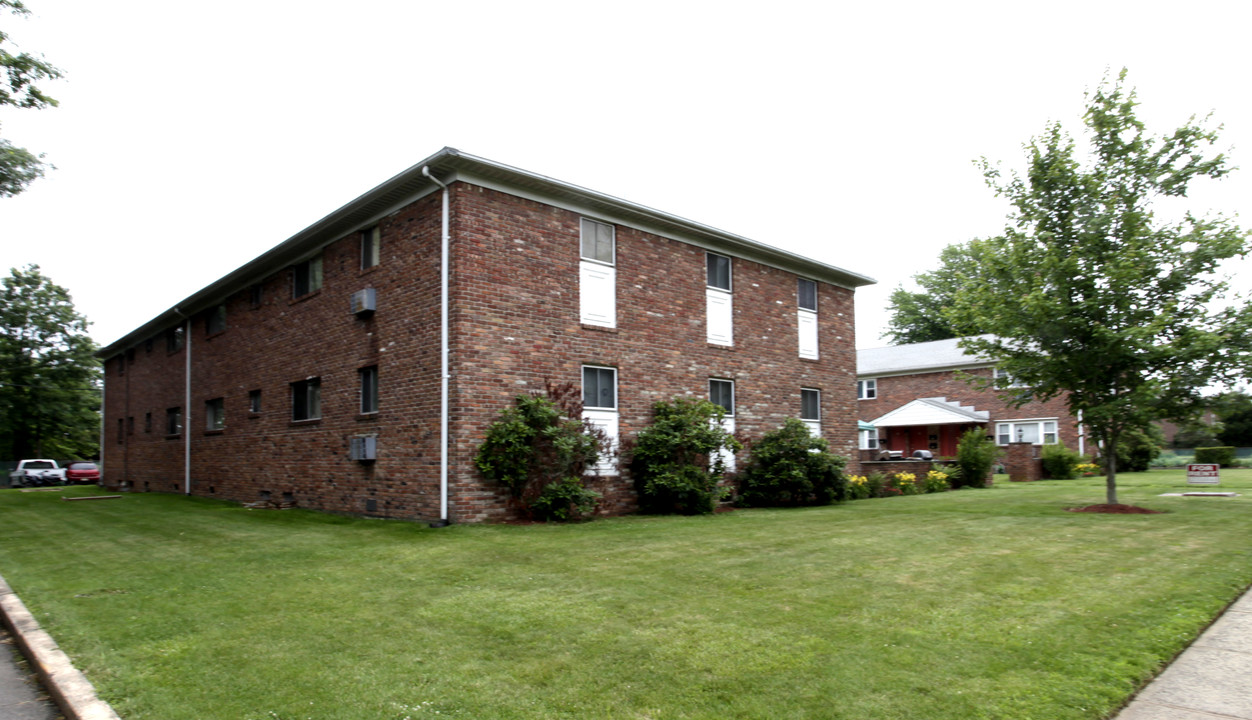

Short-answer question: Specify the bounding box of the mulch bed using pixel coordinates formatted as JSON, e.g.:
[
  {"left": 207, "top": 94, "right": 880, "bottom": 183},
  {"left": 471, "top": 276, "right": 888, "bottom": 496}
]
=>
[{"left": 1066, "top": 504, "right": 1162, "bottom": 514}]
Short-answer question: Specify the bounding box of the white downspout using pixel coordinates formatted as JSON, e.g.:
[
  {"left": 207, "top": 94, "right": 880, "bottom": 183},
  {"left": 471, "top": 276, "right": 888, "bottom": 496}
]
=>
[
  {"left": 1077, "top": 409, "right": 1085, "bottom": 457},
  {"left": 422, "top": 166, "right": 450, "bottom": 526},
  {"left": 175, "top": 309, "right": 192, "bottom": 495}
]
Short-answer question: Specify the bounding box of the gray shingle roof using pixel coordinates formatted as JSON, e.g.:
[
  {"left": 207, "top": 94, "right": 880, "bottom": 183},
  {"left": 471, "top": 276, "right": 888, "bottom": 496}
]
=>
[{"left": 857, "top": 336, "right": 994, "bottom": 377}]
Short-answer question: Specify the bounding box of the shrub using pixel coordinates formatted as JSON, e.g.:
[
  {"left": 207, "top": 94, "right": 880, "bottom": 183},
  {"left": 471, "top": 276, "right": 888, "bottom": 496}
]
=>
[
  {"left": 1151, "top": 451, "right": 1192, "bottom": 468},
  {"left": 1100, "top": 427, "right": 1162, "bottom": 473},
  {"left": 630, "top": 397, "right": 741, "bottom": 515},
  {"left": 528, "top": 477, "right": 602, "bottom": 522},
  {"left": 953, "top": 429, "right": 1001, "bottom": 488},
  {"left": 475, "top": 384, "right": 605, "bottom": 521},
  {"left": 923, "top": 468, "right": 952, "bottom": 493},
  {"left": 886, "top": 472, "right": 921, "bottom": 496},
  {"left": 1074, "top": 462, "right": 1100, "bottom": 476},
  {"left": 1040, "top": 444, "right": 1084, "bottom": 479},
  {"left": 846, "top": 475, "right": 871, "bottom": 500},
  {"left": 736, "top": 419, "right": 848, "bottom": 507},
  {"left": 1195, "top": 446, "right": 1238, "bottom": 468}
]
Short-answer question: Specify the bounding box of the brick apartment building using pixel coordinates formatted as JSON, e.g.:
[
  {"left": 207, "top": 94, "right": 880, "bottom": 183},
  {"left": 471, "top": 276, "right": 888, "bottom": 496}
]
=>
[
  {"left": 98, "top": 148, "right": 875, "bottom": 523},
  {"left": 856, "top": 337, "right": 1086, "bottom": 460}
]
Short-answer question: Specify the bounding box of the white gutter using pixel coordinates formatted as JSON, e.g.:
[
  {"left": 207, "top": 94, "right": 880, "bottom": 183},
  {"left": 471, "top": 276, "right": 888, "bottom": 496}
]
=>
[{"left": 422, "top": 166, "right": 450, "bottom": 526}]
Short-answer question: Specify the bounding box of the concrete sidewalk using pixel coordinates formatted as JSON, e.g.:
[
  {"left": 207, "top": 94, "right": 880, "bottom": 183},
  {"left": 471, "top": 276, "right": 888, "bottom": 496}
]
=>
[{"left": 1115, "top": 589, "right": 1252, "bottom": 719}]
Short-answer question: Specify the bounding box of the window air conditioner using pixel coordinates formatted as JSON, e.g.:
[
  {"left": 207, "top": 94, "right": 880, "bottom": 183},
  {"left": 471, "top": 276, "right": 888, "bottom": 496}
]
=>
[
  {"left": 349, "top": 436, "right": 377, "bottom": 462},
  {"left": 350, "top": 288, "right": 377, "bottom": 316}
]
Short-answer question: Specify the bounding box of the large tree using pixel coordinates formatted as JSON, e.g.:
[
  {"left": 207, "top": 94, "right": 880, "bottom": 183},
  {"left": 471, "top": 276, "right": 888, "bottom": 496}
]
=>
[
  {"left": 0, "top": 0, "right": 61, "bottom": 197},
  {"left": 946, "top": 71, "right": 1252, "bottom": 505},
  {"left": 883, "top": 241, "right": 994, "bottom": 344},
  {"left": 0, "top": 265, "right": 100, "bottom": 460}
]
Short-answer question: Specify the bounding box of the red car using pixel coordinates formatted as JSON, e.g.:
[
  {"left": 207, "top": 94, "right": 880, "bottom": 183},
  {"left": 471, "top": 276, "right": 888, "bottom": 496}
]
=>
[{"left": 64, "top": 461, "right": 100, "bottom": 484}]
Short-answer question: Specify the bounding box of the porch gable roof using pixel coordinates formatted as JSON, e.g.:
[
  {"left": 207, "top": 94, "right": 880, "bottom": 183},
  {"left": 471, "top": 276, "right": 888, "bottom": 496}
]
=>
[{"left": 869, "top": 397, "right": 990, "bottom": 428}]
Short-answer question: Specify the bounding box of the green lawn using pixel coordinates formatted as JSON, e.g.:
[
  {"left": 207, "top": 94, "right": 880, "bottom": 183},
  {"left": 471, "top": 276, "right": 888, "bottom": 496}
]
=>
[{"left": 2, "top": 470, "right": 1251, "bottom": 720}]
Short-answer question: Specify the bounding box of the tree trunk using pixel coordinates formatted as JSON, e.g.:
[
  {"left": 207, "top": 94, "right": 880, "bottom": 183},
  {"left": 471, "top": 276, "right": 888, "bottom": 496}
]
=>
[{"left": 1105, "top": 428, "right": 1119, "bottom": 505}]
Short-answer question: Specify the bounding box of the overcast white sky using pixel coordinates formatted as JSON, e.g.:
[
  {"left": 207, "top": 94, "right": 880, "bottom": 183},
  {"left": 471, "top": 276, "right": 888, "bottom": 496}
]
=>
[{"left": 2, "top": 0, "right": 1250, "bottom": 350}]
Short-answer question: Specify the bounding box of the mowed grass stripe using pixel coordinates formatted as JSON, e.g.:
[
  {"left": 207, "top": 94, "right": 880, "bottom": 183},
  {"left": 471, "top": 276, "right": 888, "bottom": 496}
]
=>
[{"left": 0, "top": 469, "right": 1249, "bottom": 719}]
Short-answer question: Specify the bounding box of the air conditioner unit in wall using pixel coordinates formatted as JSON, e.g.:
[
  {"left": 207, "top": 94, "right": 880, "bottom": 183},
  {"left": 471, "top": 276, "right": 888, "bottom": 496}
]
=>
[
  {"left": 349, "top": 436, "right": 377, "bottom": 462},
  {"left": 350, "top": 288, "right": 377, "bottom": 316}
]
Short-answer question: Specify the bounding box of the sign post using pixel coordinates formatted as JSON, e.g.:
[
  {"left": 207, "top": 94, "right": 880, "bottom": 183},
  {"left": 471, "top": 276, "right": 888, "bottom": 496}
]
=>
[{"left": 1187, "top": 463, "right": 1220, "bottom": 485}]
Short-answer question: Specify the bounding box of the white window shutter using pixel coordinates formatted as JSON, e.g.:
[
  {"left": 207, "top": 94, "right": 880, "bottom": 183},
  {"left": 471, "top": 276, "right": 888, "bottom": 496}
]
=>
[
  {"left": 706, "top": 289, "right": 733, "bottom": 346},
  {"left": 709, "top": 416, "right": 736, "bottom": 472},
  {"left": 803, "top": 419, "right": 821, "bottom": 439},
  {"left": 583, "top": 408, "right": 619, "bottom": 475},
  {"left": 798, "top": 309, "right": 818, "bottom": 359},
  {"left": 580, "top": 261, "right": 616, "bottom": 328}
]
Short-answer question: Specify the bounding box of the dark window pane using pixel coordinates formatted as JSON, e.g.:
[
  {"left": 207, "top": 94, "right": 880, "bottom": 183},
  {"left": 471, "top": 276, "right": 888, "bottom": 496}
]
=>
[
  {"left": 801, "top": 389, "right": 820, "bottom": 420},
  {"left": 707, "top": 253, "right": 731, "bottom": 291},
  {"left": 798, "top": 279, "right": 817, "bottom": 311},
  {"left": 709, "top": 379, "right": 734, "bottom": 414}
]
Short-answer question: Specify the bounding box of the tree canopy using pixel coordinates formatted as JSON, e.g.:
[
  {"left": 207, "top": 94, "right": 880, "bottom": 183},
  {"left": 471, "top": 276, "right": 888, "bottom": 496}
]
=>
[
  {"left": 0, "top": 265, "right": 100, "bottom": 460},
  {"left": 944, "top": 70, "right": 1252, "bottom": 505},
  {"left": 883, "top": 242, "right": 994, "bottom": 344},
  {"left": 0, "top": 0, "right": 61, "bottom": 197}
]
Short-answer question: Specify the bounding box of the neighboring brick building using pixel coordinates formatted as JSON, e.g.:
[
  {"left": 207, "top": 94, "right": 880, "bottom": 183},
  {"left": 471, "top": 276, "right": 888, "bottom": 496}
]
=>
[
  {"left": 856, "top": 337, "right": 1086, "bottom": 461},
  {"left": 98, "top": 148, "right": 875, "bottom": 523}
]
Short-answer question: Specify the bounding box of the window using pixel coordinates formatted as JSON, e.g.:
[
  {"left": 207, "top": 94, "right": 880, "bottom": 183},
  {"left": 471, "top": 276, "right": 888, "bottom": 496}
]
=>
[
  {"left": 580, "top": 218, "right": 615, "bottom": 265},
  {"left": 801, "top": 388, "right": 821, "bottom": 437},
  {"left": 293, "top": 255, "right": 323, "bottom": 298},
  {"left": 361, "top": 226, "right": 381, "bottom": 269},
  {"left": 249, "top": 390, "right": 262, "bottom": 414},
  {"left": 166, "top": 407, "right": 182, "bottom": 436},
  {"left": 797, "top": 278, "right": 817, "bottom": 312},
  {"left": 582, "top": 366, "right": 618, "bottom": 474},
  {"left": 709, "top": 379, "right": 735, "bottom": 415},
  {"left": 250, "top": 283, "right": 264, "bottom": 309},
  {"left": 583, "top": 366, "right": 617, "bottom": 409},
  {"left": 292, "top": 378, "right": 321, "bottom": 421},
  {"left": 144, "top": 412, "right": 152, "bottom": 433},
  {"left": 359, "top": 365, "right": 379, "bottom": 414},
  {"left": 996, "top": 419, "right": 1059, "bottom": 445},
  {"left": 205, "top": 398, "right": 225, "bottom": 431},
  {"left": 857, "top": 379, "right": 877, "bottom": 400},
  {"left": 709, "top": 379, "right": 736, "bottom": 471},
  {"left": 994, "top": 368, "right": 1026, "bottom": 388},
  {"left": 707, "top": 252, "right": 731, "bottom": 291},
  {"left": 127, "top": 416, "right": 135, "bottom": 435},
  {"left": 116, "top": 418, "right": 123, "bottom": 444},
  {"left": 706, "top": 252, "right": 733, "bottom": 346},
  {"left": 859, "top": 427, "right": 879, "bottom": 450},
  {"left": 579, "top": 219, "right": 616, "bottom": 328},
  {"left": 166, "top": 326, "right": 184, "bottom": 353},
  {"left": 798, "top": 278, "right": 818, "bottom": 359},
  {"left": 206, "top": 304, "right": 226, "bottom": 335}
]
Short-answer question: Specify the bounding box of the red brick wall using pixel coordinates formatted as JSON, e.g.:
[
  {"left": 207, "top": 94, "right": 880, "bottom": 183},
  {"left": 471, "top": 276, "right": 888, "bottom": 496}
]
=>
[
  {"left": 104, "top": 192, "right": 445, "bottom": 519},
  {"left": 103, "top": 181, "right": 861, "bottom": 523},
  {"left": 856, "top": 367, "right": 1083, "bottom": 454},
  {"left": 445, "top": 185, "right": 859, "bottom": 522}
]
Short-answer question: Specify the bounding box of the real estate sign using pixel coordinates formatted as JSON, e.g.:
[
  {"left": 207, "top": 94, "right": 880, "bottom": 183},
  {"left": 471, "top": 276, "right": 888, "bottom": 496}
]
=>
[{"left": 1187, "top": 463, "right": 1220, "bottom": 485}]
